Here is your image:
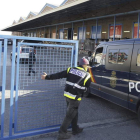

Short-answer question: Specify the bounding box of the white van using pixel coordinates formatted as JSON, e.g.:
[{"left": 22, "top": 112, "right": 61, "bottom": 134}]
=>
[{"left": 10, "top": 46, "right": 35, "bottom": 63}]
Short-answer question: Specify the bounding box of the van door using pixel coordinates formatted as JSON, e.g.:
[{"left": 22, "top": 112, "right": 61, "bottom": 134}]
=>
[
  {"left": 129, "top": 43, "right": 140, "bottom": 112},
  {"left": 101, "top": 44, "right": 133, "bottom": 108},
  {"left": 89, "top": 47, "right": 103, "bottom": 93}
]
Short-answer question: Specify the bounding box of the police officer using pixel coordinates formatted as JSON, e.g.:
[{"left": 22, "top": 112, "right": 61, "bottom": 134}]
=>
[
  {"left": 28, "top": 49, "right": 36, "bottom": 76},
  {"left": 41, "top": 58, "right": 91, "bottom": 140},
  {"left": 88, "top": 51, "right": 92, "bottom": 66}
]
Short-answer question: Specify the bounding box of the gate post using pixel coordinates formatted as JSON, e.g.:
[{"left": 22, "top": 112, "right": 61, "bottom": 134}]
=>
[
  {"left": 74, "top": 41, "right": 79, "bottom": 67},
  {"left": 9, "top": 39, "right": 16, "bottom": 136},
  {"left": 14, "top": 42, "right": 20, "bottom": 133},
  {"left": 0, "top": 35, "right": 79, "bottom": 139},
  {"left": 1, "top": 39, "right": 7, "bottom": 138},
  {"left": 0, "top": 41, "right": 2, "bottom": 82}
]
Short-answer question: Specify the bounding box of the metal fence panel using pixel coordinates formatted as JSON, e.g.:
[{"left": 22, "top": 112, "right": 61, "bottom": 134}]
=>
[
  {"left": 15, "top": 43, "right": 73, "bottom": 133},
  {"left": 1, "top": 39, "right": 8, "bottom": 138},
  {"left": 0, "top": 41, "right": 2, "bottom": 137},
  {"left": 0, "top": 41, "right": 2, "bottom": 86},
  {"left": 0, "top": 35, "right": 78, "bottom": 140}
]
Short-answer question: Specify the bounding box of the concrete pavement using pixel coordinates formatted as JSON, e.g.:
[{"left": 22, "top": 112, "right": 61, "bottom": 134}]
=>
[{"left": 17, "top": 117, "right": 140, "bottom": 140}]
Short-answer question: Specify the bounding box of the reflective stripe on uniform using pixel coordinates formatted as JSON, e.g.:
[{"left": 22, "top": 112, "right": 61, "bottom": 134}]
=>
[
  {"left": 76, "top": 67, "right": 85, "bottom": 71},
  {"left": 84, "top": 74, "right": 91, "bottom": 86},
  {"left": 67, "top": 67, "right": 71, "bottom": 73},
  {"left": 64, "top": 91, "right": 81, "bottom": 101},
  {"left": 66, "top": 81, "right": 86, "bottom": 90}
]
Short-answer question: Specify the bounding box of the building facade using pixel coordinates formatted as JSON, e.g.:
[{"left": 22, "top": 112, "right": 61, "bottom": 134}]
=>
[{"left": 3, "top": 0, "right": 140, "bottom": 51}]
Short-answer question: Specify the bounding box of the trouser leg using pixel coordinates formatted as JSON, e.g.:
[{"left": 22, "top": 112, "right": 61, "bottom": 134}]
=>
[
  {"left": 66, "top": 99, "right": 79, "bottom": 132},
  {"left": 59, "top": 98, "right": 80, "bottom": 134},
  {"left": 32, "top": 65, "right": 35, "bottom": 73},
  {"left": 71, "top": 111, "right": 79, "bottom": 132},
  {"left": 29, "top": 64, "right": 32, "bottom": 74},
  {"left": 29, "top": 64, "right": 35, "bottom": 73}
]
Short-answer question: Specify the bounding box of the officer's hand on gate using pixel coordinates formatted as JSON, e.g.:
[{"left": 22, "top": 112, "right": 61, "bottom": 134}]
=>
[{"left": 41, "top": 72, "right": 47, "bottom": 80}]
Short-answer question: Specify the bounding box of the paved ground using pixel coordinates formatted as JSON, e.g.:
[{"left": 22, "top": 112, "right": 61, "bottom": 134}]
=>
[
  {"left": 0, "top": 45, "right": 140, "bottom": 140},
  {"left": 18, "top": 117, "right": 140, "bottom": 140}
]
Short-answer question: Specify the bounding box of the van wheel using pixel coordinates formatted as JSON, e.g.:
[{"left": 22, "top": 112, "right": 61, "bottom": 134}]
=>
[
  {"left": 138, "top": 106, "right": 140, "bottom": 123},
  {"left": 84, "top": 88, "right": 91, "bottom": 98}
]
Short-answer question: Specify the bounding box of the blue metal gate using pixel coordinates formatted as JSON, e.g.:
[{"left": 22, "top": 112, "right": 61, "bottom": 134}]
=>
[{"left": 0, "top": 35, "right": 78, "bottom": 139}]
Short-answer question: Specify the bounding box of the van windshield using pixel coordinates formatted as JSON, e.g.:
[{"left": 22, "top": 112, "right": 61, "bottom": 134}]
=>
[{"left": 92, "top": 47, "right": 103, "bottom": 65}]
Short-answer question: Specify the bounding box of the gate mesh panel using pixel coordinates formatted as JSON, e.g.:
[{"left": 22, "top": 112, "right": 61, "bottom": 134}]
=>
[{"left": 16, "top": 46, "right": 72, "bottom": 132}]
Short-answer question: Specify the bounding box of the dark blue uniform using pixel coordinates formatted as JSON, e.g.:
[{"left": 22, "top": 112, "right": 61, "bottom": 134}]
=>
[{"left": 28, "top": 51, "right": 36, "bottom": 76}]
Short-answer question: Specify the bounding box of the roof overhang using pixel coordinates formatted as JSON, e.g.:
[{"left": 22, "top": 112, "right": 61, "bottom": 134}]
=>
[
  {"left": 3, "top": 0, "right": 89, "bottom": 31},
  {"left": 2, "top": 0, "right": 136, "bottom": 32}
]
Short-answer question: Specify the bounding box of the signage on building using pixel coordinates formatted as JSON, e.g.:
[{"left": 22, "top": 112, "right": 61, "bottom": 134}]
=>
[
  {"left": 110, "top": 25, "right": 122, "bottom": 38},
  {"left": 134, "top": 23, "right": 140, "bottom": 38}
]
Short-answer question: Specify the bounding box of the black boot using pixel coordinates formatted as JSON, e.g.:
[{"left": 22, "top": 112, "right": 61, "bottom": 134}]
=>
[
  {"left": 57, "top": 133, "right": 71, "bottom": 140},
  {"left": 72, "top": 128, "right": 83, "bottom": 135}
]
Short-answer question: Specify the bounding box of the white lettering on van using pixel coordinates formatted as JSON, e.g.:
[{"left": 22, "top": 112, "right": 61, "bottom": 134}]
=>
[
  {"left": 135, "top": 82, "right": 140, "bottom": 92},
  {"left": 129, "top": 82, "right": 140, "bottom": 92},
  {"left": 129, "top": 82, "right": 135, "bottom": 92}
]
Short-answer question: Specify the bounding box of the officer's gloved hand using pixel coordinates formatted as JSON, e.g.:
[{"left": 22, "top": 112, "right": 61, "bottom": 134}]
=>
[{"left": 41, "top": 72, "right": 47, "bottom": 80}]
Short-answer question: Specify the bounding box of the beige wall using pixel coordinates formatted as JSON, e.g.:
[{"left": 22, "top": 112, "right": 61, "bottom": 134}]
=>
[
  {"left": 117, "top": 14, "right": 138, "bottom": 39},
  {"left": 45, "top": 27, "right": 51, "bottom": 38},
  {"left": 20, "top": 13, "right": 139, "bottom": 40},
  {"left": 18, "top": 1, "right": 140, "bottom": 40},
  {"left": 51, "top": 27, "right": 56, "bottom": 39},
  {"left": 36, "top": 29, "right": 39, "bottom": 37},
  {"left": 12, "top": 32, "right": 21, "bottom": 36}
]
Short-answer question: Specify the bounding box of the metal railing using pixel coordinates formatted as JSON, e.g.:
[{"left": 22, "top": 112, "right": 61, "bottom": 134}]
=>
[{"left": 0, "top": 35, "right": 78, "bottom": 139}]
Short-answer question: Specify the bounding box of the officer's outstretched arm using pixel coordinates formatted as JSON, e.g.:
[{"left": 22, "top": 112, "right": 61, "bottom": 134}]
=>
[{"left": 43, "top": 70, "right": 67, "bottom": 80}]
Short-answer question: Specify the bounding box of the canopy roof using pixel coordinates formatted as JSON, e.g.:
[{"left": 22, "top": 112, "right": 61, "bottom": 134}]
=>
[{"left": 2, "top": 0, "right": 136, "bottom": 32}]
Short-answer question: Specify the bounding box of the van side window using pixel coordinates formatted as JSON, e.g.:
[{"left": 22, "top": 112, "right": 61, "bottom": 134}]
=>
[
  {"left": 93, "top": 47, "right": 103, "bottom": 65},
  {"left": 106, "top": 45, "right": 132, "bottom": 72},
  {"left": 108, "top": 49, "right": 129, "bottom": 64},
  {"left": 109, "top": 49, "right": 118, "bottom": 64},
  {"left": 118, "top": 49, "right": 129, "bottom": 64},
  {"left": 137, "top": 49, "right": 140, "bottom": 66}
]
